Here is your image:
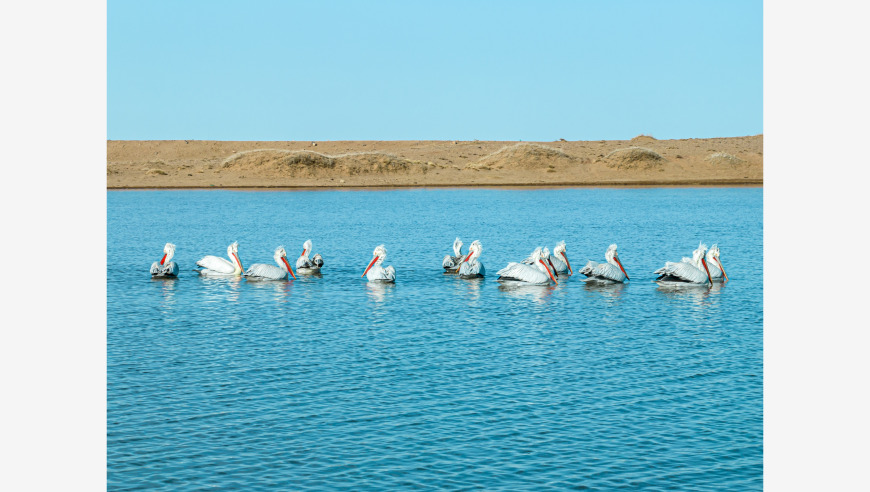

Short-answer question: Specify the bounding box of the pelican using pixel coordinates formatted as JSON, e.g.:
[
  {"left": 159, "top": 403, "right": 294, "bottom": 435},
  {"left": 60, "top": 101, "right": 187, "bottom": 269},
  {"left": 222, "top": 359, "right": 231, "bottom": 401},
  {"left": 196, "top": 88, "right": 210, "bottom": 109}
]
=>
[
  {"left": 362, "top": 244, "right": 396, "bottom": 282},
  {"left": 442, "top": 237, "right": 464, "bottom": 272},
  {"left": 150, "top": 242, "right": 179, "bottom": 277},
  {"left": 196, "top": 242, "right": 244, "bottom": 276},
  {"left": 244, "top": 246, "right": 296, "bottom": 280},
  {"left": 654, "top": 242, "right": 714, "bottom": 286},
  {"left": 522, "top": 246, "right": 560, "bottom": 276},
  {"left": 497, "top": 247, "right": 558, "bottom": 285},
  {"left": 458, "top": 240, "right": 485, "bottom": 279},
  {"left": 549, "top": 241, "right": 573, "bottom": 276},
  {"left": 296, "top": 239, "right": 324, "bottom": 274},
  {"left": 579, "top": 244, "right": 629, "bottom": 283}
]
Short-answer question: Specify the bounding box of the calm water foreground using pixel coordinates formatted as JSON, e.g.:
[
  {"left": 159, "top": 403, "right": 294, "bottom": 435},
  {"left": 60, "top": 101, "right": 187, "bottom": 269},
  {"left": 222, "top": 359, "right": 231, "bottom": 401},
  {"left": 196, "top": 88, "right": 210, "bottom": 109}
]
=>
[{"left": 108, "top": 188, "right": 762, "bottom": 490}]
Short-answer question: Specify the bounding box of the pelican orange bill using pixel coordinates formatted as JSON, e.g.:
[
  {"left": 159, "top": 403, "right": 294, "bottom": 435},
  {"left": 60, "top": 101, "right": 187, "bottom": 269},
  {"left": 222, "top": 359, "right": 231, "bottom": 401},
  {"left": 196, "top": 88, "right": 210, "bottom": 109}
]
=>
[
  {"left": 301, "top": 249, "right": 306, "bottom": 257},
  {"left": 561, "top": 252, "right": 573, "bottom": 275},
  {"left": 701, "top": 257, "right": 713, "bottom": 285},
  {"left": 160, "top": 254, "right": 167, "bottom": 265},
  {"left": 281, "top": 256, "right": 296, "bottom": 279},
  {"left": 715, "top": 258, "right": 728, "bottom": 281},
  {"left": 539, "top": 259, "right": 557, "bottom": 284},
  {"left": 614, "top": 255, "right": 629, "bottom": 280},
  {"left": 233, "top": 253, "right": 243, "bottom": 271},
  {"left": 362, "top": 256, "right": 379, "bottom": 277}
]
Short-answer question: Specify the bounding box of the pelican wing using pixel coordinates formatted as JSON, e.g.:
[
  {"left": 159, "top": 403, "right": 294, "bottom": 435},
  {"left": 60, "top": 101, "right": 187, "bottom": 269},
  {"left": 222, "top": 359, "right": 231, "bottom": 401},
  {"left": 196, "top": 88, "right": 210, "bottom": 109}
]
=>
[
  {"left": 196, "top": 255, "right": 236, "bottom": 274},
  {"left": 150, "top": 261, "right": 162, "bottom": 275},
  {"left": 162, "top": 262, "right": 179, "bottom": 276},
  {"left": 442, "top": 254, "right": 459, "bottom": 270},
  {"left": 496, "top": 262, "right": 550, "bottom": 284},
  {"left": 579, "top": 260, "right": 624, "bottom": 282},
  {"left": 312, "top": 254, "right": 324, "bottom": 268},
  {"left": 459, "top": 260, "right": 485, "bottom": 278},
  {"left": 383, "top": 265, "right": 396, "bottom": 282},
  {"left": 244, "top": 263, "right": 287, "bottom": 280},
  {"left": 654, "top": 261, "right": 708, "bottom": 283},
  {"left": 296, "top": 255, "right": 313, "bottom": 269}
]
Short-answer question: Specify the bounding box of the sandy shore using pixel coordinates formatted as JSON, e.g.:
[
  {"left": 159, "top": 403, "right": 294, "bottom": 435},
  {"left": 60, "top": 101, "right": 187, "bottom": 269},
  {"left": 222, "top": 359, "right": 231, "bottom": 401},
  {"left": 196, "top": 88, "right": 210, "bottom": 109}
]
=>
[{"left": 107, "top": 135, "right": 762, "bottom": 189}]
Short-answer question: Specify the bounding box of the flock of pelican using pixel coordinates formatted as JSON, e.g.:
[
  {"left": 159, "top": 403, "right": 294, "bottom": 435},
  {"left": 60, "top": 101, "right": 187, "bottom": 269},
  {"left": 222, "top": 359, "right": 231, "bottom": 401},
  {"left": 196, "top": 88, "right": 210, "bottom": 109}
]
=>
[{"left": 151, "top": 239, "right": 728, "bottom": 287}]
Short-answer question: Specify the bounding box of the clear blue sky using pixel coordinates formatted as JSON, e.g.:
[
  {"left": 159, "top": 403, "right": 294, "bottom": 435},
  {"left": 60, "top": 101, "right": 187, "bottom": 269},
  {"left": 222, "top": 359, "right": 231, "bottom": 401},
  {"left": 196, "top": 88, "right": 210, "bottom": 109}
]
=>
[{"left": 108, "top": 1, "right": 761, "bottom": 141}]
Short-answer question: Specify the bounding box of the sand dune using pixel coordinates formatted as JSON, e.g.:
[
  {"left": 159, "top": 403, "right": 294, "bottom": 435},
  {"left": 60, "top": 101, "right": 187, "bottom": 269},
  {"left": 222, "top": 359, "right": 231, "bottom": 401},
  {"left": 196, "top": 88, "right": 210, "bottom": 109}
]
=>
[{"left": 107, "top": 135, "right": 762, "bottom": 188}]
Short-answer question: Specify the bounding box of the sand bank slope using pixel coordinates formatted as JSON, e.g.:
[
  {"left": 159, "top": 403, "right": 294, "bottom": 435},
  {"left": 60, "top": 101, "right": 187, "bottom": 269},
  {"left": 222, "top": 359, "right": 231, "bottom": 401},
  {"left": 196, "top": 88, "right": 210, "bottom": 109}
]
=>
[{"left": 107, "top": 135, "right": 762, "bottom": 188}]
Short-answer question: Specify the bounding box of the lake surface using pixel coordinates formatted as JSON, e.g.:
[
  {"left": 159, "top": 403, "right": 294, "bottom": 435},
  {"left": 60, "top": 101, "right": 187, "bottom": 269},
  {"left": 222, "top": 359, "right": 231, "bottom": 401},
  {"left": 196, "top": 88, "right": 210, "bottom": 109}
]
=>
[{"left": 107, "top": 188, "right": 762, "bottom": 490}]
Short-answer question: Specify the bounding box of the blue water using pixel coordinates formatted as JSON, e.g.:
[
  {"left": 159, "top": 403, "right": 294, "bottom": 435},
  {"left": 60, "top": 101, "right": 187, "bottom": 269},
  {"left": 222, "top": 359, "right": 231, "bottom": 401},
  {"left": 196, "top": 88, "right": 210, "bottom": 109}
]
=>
[{"left": 107, "top": 188, "right": 762, "bottom": 490}]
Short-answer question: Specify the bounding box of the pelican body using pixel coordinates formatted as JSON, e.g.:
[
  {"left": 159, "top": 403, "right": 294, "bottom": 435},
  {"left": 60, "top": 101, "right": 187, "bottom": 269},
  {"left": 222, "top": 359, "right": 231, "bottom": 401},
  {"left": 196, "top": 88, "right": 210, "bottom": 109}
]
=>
[
  {"left": 442, "top": 237, "right": 464, "bottom": 272},
  {"left": 498, "top": 247, "right": 558, "bottom": 285},
  {"left": 150, "top": 243, "right": 179, "bottom": 277},
  {"left": 655, "top": 243, "right": 714, "bottom": 286},
  {"left": 458, "top": 240, "right": 485, "bottom": 279},
  {"left": 244, "top": 246, "right": 296, "bottom": 280},
  {"left": 362, "top": 244, "right": 396, "bottom": 282},
  {"left": 196, "top": 242, "right": 244, "bottom": 276},
  {"left": 579, "top": 244, "right": 629, "bottom": 283},
  {"left": 296, "top": 239, "right": 324, "bottom": 274}
]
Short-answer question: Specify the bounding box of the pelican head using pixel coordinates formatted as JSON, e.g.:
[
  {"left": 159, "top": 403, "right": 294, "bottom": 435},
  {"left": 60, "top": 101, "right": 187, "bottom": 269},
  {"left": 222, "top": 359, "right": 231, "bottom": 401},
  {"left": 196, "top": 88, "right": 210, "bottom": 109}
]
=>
[
  {"left": 228, "top": 242, "right": 242, "bottom": 270},
  {"left": 554, "top": 240, "right": 572, "bottom": 275},
  {"left": 301, "top": 239, "right": 313, "bottom": 258},
  {"left": 463, "top": 240, "right": 482, "bottom": 263},
  {"left": 160, "top": 243, "right": 176, "bottom": 265},
  {"left": 707, "top": 244, "right": 728, "bottom": 281},
  {"left": 605, "top": 243, "right": 629, "bottom": 280},
  {"left": 692, "top": 242, "right": 708, "bottom": 263},
  {"left": 363, "top": 244, "right": 387, "bottom": 277},
  {"left": 275, "top": 245, "right": 296, "bottom": 278},
  {"left": 453, "top": 237, "right": 463, "bottom": 257}
]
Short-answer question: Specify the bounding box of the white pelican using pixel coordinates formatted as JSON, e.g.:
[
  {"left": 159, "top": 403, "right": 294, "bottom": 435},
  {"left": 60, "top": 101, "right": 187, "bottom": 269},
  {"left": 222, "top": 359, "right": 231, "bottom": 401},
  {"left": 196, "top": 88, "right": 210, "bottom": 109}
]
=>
[
  {"left": 549, "top": 241, "right": 573, "bottom": 276},
  {"left": 150, "top": 242, "right": 179, "bottom": 277},
  {"left": 442, "top": 237, "right": 464, "bottom": 272},
  {"left": 362, "top": 244, "right": 396, "bottom": 282},
  {"left": 296, "top": 239, "right": 324, "bottom": 274},
  {"left": 654, "top": 242, "right": 713, "bottom": 286},
  {"left": 497, "top": 247, "right": 558, "bottom": 285},
  {"left": 579, "top": 244, "right": 629, "bottom": 283},
  {"left": 196, "top": 242, "right": 244, "bottom": 276},
  {"left": 458, "top": 240, "right": 485, "bottom": 279},
  {"left": 244, "top": 246, "right": 296, "bottom": 280},
  {"left": 522, "top": 246, "right": 560, "bottom": 276}
]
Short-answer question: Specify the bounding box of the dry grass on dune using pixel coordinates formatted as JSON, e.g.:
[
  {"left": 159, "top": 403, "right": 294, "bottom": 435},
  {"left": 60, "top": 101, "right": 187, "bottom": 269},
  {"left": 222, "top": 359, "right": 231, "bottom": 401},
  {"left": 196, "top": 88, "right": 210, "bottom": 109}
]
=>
[
  {"left": 221, "top": 149, "right": 430, "bottom": 177},
  {"left": 705, "top": 152, "right": 746, "bottom": 167},
  {"left": 605, "top": 147, "right": 666, "bottom": 170},
  {"left": 630, "top": 134, "right": 658, "bottom": 144},
  {"left": 466, "top": 143, "right": 579, "bottom": 171}
]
